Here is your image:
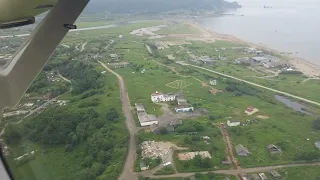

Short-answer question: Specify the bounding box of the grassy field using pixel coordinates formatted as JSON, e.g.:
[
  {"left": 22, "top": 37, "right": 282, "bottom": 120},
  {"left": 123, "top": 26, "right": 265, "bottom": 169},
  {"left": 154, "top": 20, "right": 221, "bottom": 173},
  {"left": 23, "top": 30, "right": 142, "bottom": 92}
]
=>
[{"left": 246, "top": 73, "right": 320, "bottom": 102}]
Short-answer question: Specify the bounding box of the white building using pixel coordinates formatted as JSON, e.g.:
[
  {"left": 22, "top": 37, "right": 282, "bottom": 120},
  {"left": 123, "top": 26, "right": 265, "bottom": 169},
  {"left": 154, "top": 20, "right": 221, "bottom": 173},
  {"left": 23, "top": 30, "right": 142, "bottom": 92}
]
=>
[
  {"left": 209, "top": 79, "right": 217, "bottom": 86},
  {"left": 151, "top": 91, "right": 176, "bottom": 103},
  {"left": 175, "top": 106, "right": 194, "bottom": 113},
  {"left": 136, "top": 103, "right": 158, "bottom": 126},
  {"left": 227, "top": 120, "right": 240, "bottom": 127}
]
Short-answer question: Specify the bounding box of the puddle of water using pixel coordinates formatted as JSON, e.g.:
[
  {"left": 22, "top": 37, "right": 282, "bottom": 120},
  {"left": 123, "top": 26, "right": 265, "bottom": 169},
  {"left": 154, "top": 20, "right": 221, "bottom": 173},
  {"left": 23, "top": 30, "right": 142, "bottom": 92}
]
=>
[{"left": 275, "top": 95, "right": 314, "bottom": 116}]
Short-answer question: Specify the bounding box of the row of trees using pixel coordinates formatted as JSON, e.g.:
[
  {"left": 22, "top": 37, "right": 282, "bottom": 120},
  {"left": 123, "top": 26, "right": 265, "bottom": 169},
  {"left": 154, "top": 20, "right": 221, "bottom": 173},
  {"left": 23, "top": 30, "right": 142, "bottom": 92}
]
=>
[{"left": 225, "top": 80, "right": 261, "bottom": 96}]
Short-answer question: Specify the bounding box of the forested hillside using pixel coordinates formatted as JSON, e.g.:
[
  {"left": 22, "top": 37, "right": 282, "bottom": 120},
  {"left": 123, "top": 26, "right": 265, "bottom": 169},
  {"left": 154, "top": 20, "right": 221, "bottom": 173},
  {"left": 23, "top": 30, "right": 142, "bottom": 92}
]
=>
[{"left": 84, "top": 0, "right": 241, "bottom": 14}]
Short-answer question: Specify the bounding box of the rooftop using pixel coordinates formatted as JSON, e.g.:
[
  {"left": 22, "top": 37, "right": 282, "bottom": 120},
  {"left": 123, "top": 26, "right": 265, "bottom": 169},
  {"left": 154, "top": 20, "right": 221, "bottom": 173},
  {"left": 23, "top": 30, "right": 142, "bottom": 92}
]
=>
[
  {"left": 235, "top": 144, "right": 249, "bottom": 155},
  {"left": 135, "top": 103, "right": 145, "bottom": 112},
  {"left": 252, "top": 57, "right": 269, "bottom": 63},
  {"left": 152, "top": 91, "right": 163, "bottom": 96},
  {"left": 270, "top": 170, "right": 281, "bottom": 178}
]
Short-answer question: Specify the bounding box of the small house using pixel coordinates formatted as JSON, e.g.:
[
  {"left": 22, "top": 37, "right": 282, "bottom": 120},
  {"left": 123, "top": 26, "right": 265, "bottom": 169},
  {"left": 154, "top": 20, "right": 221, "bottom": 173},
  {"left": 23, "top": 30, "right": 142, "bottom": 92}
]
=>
[
  {"left": 235, "top": 144, "right": 250, "bottom": 156},
  {"left": 221, "top": 160, "right": 231, "bottom": 165},
  {"left": 170, "top": 120, "right": 182, "bottom": 127},
  {"left": 250, "top": 174, "right": 261, "bottom": 180},
  {"left": 199, "top": 56, "right": 215, "bottom": 64},
  {"left": 227, "top": 120, "right": 240, "bottom": 127},
  {"left": 267, "top": 144, "right": 282, "bottom": 154},
  {"left": 151, "top": 91, "right": 176, "bottom": 103},
  {"left": 150, "top": 124, "right": 160, "bottom": 134},
  {"left": 270, "top": 170, "right": 281, "bottom": 179},
  {"left": 166, "top": 125, "right": 175, "bottom": 133},
  {"left": 259, "top": 173, "right": 268, "bottom": 180},
  {"left": 252, "top": 57, "right": 269, "bottom": 63},
  {"left": 155, "top": 43, "right": 165, "bottom": 50},
  {"left": 175, "top": 105, "right": 194, "bottom": 113},
  {"left": 177, "top": 97, "right": 188, "bottom": 105},
  {"left": 315, "top": 141, "right": 320, "bottom": 151},
  {"left": 109, "top": 54, "right": 119, "bottom": 59},
  {"left": 135, "top": 103, "right": 145, "bottom": 112},
  {"left": 245, "top": 106, "right": 259, "bottom": 115},
  {"left": 140, "top": 162, "right": 149, "bottom": 171},
  {"left": 246, "top": 47, "right": 257, "bottom": 54},
  {"left": 209, "top": 79, "right": 217, "bottom": 86},
  {"left": 203, "top": 136, "right": 211, "bottom": 140}
]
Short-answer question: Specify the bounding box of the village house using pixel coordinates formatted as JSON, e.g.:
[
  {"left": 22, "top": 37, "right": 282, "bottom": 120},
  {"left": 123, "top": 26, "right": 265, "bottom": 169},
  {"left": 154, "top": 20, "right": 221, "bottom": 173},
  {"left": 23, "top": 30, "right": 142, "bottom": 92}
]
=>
[
  {"left": 221, "top": 160, "right": 231, "bottom": 165},
  {"left": 154, "top": 43, "right": 165, "bottom": 50},
  {"left": 235, "top": 57, "right": 250, "bottom": 64},
  {"left": 135, "top": 103, "right": 158, "bottom": 127},
  {"left": 109, "top": 62, "right": 129, "bottom": 68},
  {"left": 235, "top": 144, "right": 250, "bottom": 156},
  {"left": 252, "top": 57, "right": 269, "bottom": 63},
  {"left": 227, "top": 120, "right": 241, "bottom": 127},
  {"left": 209, "top": 79, "right": 217, "bottom": 86},
  {"left": 245, "top": 47, "right": 257, "bottom": 54},
  {"left": 109, "top": 53, "right": 119, "bottom": 60},
  {"left": 270, "top": 170, "right": 281, "bottom": 179},
  {"left": 170, "top": 120, "right": 183, "bottom": 127},
  {"left": 315, "top": 141, "right": 320, "bottom": 151},
  {"left": 258, "top": 173, "right": 268, "bottom": 180},
  {"left": 151, "top": 91, "right": 176, "bottom": 103},
  {"left": 175, "top": 105, "right": 194, "bottom": 113},
  {"left": 140, "top": 162, "right": 149, "bottom": 171},
  {"left": 250, "top": 174, "right": 261, "bottom": 180},
  {"left": 245, "top": 106, "right": 259, "bottom": 115},
  {"left": 177, "top": 97, "right": 188, "bottom": 105},
  {"left": 199, "top": 56, "right": 215, "bottom": 64},
  {"left": 266, "top": 144, "right": 282, "bottom": 154}
]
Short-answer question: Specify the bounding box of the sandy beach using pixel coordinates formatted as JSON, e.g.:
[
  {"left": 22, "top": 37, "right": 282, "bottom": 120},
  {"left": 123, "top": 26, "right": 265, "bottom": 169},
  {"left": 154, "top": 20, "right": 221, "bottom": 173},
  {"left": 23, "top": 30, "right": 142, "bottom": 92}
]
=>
[{"left": 188, "top": 22, "right": 320, "bottom": 77}]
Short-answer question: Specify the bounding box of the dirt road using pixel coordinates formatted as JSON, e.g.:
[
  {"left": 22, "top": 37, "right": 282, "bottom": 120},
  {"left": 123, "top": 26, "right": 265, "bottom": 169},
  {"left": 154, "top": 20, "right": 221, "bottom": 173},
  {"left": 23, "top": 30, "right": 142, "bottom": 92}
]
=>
[
  {"left": 98, "top": 61, "right": 138, "bottom": 180},
  {"left": 178, "top": 62, "right": 320, "bottom": 106},
  {"left": 145, "top": 162, "right": 320, "bottom": 179},
  {"left": 80, "top": 42, "right": 87, "bottom": 52},
  {"left": 220, "top": 126, "right": 240, "bottom": 171}
]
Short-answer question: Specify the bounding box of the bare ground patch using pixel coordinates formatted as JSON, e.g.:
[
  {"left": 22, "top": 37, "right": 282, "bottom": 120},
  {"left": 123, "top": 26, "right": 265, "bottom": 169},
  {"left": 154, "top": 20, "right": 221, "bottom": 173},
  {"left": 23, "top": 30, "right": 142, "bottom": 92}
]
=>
[{"left": 256, "top": 115, "right": 270, "bottom": 119}]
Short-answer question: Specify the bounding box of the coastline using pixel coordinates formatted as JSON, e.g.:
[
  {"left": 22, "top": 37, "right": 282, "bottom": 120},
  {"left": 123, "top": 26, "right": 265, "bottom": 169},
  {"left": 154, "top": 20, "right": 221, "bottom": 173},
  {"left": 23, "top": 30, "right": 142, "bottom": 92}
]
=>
[{"left": 187, "top": 21, "right": 320, "bottom": 77}]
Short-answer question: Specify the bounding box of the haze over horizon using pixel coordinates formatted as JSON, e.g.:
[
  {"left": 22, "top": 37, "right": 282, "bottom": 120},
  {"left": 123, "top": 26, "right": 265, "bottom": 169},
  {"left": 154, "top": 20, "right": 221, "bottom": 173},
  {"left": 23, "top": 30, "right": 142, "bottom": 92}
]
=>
[{"left": 201, "top": 0, "right": 320, "bottom": 65}]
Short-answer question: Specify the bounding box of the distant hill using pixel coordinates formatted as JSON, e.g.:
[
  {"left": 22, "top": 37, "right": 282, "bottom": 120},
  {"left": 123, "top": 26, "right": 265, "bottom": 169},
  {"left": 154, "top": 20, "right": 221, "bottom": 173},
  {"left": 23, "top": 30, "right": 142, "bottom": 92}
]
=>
[{"left": 84, "top": 0, "right": 241, "bottom": 14}]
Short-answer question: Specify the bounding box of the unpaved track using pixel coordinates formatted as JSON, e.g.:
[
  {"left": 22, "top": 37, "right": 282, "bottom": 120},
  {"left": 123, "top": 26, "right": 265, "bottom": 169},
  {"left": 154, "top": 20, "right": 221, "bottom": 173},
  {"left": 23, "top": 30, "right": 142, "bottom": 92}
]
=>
[
  {"left": 145, "top": 162, "right": 320, "bottom": 179},
  {"left": 98, "top": 61, "right": 138, "bottom": 180}
]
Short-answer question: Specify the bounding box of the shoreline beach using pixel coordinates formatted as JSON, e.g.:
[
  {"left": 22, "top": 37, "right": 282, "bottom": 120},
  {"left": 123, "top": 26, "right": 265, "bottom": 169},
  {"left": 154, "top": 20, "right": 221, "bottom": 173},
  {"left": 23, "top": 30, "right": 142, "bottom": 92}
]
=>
[{"left": 187, "top": 21, "right": 320, "bottom": 77}]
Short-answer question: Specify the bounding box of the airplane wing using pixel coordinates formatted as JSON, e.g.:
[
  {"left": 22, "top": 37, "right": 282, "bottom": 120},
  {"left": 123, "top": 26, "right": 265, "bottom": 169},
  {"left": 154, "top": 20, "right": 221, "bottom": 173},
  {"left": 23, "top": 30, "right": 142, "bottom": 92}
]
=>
[
  {"left": 0, "top": 0, "right": 57, "bottom": 29},
  {"left": 0, "top": 0, "right": 90, "bottom": 179},
  {"left": 0, "top": 0, "right": 90, "bottom": 122}
]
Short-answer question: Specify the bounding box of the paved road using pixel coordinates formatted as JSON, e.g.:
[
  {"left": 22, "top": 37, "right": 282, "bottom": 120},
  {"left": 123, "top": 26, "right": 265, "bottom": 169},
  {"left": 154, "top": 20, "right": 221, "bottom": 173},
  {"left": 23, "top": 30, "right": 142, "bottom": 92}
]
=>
[
  {"left": 177, "top": 62, "right": 320, "bottom": 106},
  {"left": 98, "top": 61, "right": 138, "bottom": 180},
  {"left": 145, "top": 162, "right": 320, "bottom": 179}
]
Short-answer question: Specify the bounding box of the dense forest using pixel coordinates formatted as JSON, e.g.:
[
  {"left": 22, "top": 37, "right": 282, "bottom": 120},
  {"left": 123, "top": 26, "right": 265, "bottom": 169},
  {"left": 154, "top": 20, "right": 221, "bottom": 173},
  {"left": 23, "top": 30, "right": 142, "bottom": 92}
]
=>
[
  {"left": 84, "top": 0, "right": 241, "bottom": 14},
  {"left": 4, "top": 59, "right": 128, "bottom": 180}
]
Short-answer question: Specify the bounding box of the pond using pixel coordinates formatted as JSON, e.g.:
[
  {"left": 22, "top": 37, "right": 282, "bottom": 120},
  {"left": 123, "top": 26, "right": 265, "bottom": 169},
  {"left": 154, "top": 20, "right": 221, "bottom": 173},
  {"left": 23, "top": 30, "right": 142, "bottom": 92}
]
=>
[{"left": 275, "top": 95, "right": 314, "bottom": 116}]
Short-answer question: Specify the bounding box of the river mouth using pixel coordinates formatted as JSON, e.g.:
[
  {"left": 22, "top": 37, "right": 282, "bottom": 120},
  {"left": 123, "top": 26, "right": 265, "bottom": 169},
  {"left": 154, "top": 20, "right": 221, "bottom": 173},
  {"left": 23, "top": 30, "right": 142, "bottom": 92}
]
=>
[{"left": 275, "top": 95, "right": 315, "bottom": 116}]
